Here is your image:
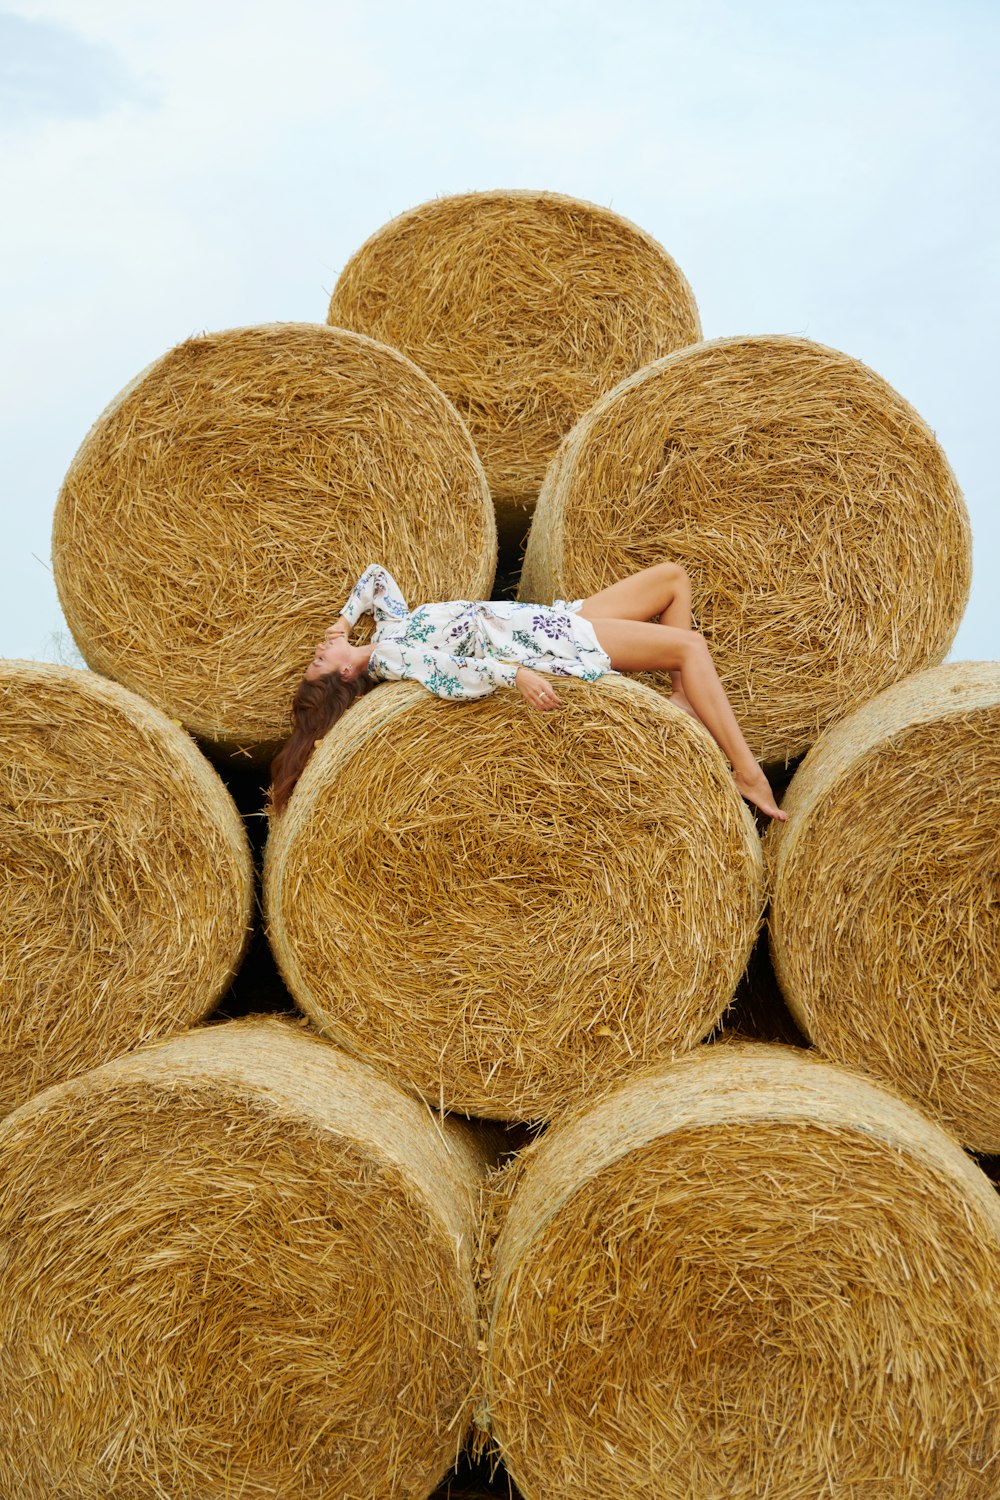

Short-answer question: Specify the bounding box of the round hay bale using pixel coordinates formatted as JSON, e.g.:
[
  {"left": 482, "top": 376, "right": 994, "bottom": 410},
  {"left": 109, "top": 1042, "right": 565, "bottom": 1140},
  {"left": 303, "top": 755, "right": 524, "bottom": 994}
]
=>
[
  {"left": 327, "top": 190, "right": 702, "bottom": 535},
  {"left": 769, "top": 660, "right": 1000, "bottom": 1152},
  {"left": 52, "top": 322, "right": 496, "bottom": 759},
  {"left": 484, "top": 1043, "right": 1000, "bottom": 1500},
  {"left": 0, "top": 1018, "right": 490, "bottom": 1500},
  {"left": 264, "top": 674, "right": 763, "bottom": 1122},
  {"left": 520, "top": 334, "right": 971, "bottom": 764},
  {"left": 0, "top": 661, "right": 252, "bottom": 1113}
]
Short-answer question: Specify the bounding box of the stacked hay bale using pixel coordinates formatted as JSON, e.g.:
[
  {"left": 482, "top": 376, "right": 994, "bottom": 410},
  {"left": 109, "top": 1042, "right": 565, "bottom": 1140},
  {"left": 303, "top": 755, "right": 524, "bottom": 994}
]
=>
[
  {"left": 52, "top": 322, "right": 497, "bottom": 761},
  {"left": 0, "top": 1020, "right": 491, "bottom": 1500},
  {"left": 264, "top": 675, "right": 764, "bottom": 1121},
  {"left": 768, "top": 660, "right": 1000, "bottom": 1152},
  {"left": 482, "top": 1045, "right": 1000, "bottom": 1499},
  {"left": 519, "top": 335, "right": 971, "bottom": 765},
  {"left": 0, "top": 660, "right": 252, "bottom": 1113},
  {"left": 327, "top": 190, "right": 701, "bottom": 546}
]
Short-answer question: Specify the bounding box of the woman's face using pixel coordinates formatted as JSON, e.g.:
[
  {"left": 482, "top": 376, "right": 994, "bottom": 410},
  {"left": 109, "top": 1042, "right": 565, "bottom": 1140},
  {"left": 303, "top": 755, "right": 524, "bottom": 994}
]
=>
[{"left": 304, "top": 633, "right": 352, "bottom": 682}]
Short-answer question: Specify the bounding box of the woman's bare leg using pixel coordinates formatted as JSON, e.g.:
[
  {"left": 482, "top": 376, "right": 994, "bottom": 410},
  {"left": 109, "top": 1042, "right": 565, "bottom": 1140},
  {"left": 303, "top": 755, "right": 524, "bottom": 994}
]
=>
[
  {"left": 588, "top": 618, "right": 787, "bottom": 821},
  {"left": 578, "top": 562, "right": 692, "bottom": 627},
  {"left": 579, "top": 562, "right": 694, "bottom": 709}
]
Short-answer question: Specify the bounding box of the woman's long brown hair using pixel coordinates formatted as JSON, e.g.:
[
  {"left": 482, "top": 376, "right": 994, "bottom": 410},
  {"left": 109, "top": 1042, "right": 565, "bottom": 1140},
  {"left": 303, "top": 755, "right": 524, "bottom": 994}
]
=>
[{"left": 269, "top": 672, "right": 372, "bottom": 815}]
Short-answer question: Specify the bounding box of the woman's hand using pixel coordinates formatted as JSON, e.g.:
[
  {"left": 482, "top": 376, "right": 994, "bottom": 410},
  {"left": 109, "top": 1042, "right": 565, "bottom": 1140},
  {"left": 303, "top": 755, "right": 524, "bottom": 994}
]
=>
[
  {"left": 515, "top": 668, "right": 562, "bottom": 711},
  {"left": 325, "top": 617, "right": 352, "bottom": 642}
]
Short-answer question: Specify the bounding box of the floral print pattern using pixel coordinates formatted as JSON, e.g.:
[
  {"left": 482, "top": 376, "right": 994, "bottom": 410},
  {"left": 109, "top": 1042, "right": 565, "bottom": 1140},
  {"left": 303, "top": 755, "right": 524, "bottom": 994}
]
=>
[{"left": 338, "top": 565, "right": 613, "bottom": 701}]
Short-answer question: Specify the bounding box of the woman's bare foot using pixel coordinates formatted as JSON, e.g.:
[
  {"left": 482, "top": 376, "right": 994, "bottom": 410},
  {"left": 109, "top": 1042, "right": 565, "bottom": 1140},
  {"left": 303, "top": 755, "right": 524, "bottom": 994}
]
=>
[{"left": 733, "top": 767, "right": 788, "bottom": 821}]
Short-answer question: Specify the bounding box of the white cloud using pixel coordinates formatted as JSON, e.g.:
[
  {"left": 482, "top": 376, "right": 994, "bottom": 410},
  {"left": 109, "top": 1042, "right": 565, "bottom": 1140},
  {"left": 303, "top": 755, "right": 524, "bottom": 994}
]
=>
[{"left": 0, "top": 12, "right": 149, "bottom": 124}]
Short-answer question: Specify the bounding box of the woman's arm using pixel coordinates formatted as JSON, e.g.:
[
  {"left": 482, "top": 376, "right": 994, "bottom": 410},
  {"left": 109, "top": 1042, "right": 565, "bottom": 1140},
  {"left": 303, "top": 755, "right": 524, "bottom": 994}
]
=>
[
  {"left": 338, "top": 565, "right": 409, "bottom": 630},
  {"left": 372, "top": 646, "right": 566, "bottom": 711},
  {"left": 370, "top": 643, "right": 519, "bottom": 700}
]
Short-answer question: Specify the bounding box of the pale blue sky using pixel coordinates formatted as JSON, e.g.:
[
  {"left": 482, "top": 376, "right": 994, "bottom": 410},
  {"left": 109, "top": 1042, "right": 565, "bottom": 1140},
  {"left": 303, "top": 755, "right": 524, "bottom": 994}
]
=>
[{"left": 1, "top": 0, "right": 997, "bottom": 662}]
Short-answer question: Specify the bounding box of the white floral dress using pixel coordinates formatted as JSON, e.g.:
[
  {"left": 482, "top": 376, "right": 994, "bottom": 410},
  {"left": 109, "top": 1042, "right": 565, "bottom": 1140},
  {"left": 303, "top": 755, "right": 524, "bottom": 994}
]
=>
[{"left": 339, "top": 565, "right": 614, "bottom": 700}]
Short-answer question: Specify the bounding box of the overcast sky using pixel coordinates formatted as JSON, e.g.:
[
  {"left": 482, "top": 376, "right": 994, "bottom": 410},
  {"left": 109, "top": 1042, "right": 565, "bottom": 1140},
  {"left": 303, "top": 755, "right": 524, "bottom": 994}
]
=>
[{"left": 1, "top": 0, "right": 997, "bottom": 664}]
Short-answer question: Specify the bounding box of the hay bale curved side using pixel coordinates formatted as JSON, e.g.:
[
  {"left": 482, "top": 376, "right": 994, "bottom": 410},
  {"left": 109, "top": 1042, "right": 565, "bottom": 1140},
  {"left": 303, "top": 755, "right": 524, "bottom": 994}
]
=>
[
  {"left": 328, "top": 190, "right": 701, "bottom": 529},
  {"left": 0, "top": 1018, "right": 490, "bottom": 1500},
  {"left": 768, "top": 660, "right": 1000, "bottom": 1151},
  {"left": 52, "top": 322, "right": 496, "bottom": 758},
  {"left": 485, "top": 1044, "right": 1000, "bottom": 1500},
  {"left": 265, "top": 675, "right": 763, "bottom": 1121},
  {"left": 520, "top": 335, "right": 971, "bottom": 764},
  {"left": 0, "top": 661, "right": 252, "bottom": 1114}
]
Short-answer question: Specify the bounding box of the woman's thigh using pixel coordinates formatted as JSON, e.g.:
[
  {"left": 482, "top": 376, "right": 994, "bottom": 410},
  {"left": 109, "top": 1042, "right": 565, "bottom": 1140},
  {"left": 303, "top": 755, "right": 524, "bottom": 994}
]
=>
[
  {"left": 578, "top": 563, "right": 679, "bottom": 622},
  {"left": 589, "top": 618, "right": 692, "bottom": 672}
]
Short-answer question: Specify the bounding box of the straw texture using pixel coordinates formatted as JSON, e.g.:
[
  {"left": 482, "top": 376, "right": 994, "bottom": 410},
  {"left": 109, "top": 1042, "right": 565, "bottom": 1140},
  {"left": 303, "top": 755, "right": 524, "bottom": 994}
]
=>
[
  {"left": 264, "top": 674, "right": 763, "bottom": 1121},
  {"left": 52, "top": 322, "right": 496, "bottom": 759},
  {"left": 520, "top": 335, "right": 971, "bottom": 764},
  {"left": 484, "top": 1043, "right": 1000, "bottom": 1499},
  {"left": 769, "top": 660, "right": 1000, "bottom": 1151},
  {"left": 328, "top": 190, "right": 701, "bottom": 534},
  {"left": 0, "top": 661, "right": 252, "bottom": 1114},
  {"left": 0, "top": 1018, "right": 491, "bottom": 1500}
]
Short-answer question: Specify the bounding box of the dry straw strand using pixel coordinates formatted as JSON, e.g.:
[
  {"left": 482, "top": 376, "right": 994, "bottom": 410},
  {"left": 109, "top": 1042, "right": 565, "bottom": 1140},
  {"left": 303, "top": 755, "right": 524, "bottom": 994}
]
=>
[
  {"left": 485, "top": 1043, "right": 1000, "bottom": 1500},
  {"left": 768, "top": 660, "right": 1000, "bottom": 1151},
  {"left": 264, "top": 674, "right": 763, "bottom": 1121},
  {"left": 0, "top": 1018, "right": 494, "bottom": 1500},
  {"left": 52, "top": 322, "right": 496, "bottom": 759},
  {"left": 0, "top": 660, "right": 252, "bottom": 1114},
  {"left": 520, "top": 334, "right": 971, "bottom": 765},
  {"left": 328, "top": 190, "right": 702, "bottom": 535}
]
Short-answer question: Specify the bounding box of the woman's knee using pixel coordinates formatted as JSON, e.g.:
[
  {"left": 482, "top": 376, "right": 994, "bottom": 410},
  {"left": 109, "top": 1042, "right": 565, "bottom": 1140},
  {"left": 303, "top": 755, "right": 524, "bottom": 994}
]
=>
[
  {"left": 653, "top": 627, "right": 707, "bottom": 673},
  {"left": 659, "top": 560, "right": 690, "bottom": 591},
  {"left": 653, "top": 561, "right": 692, "bottom": 600},
  {"left": 677, "top": 630, "right": 708, "bottom": 662}
]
